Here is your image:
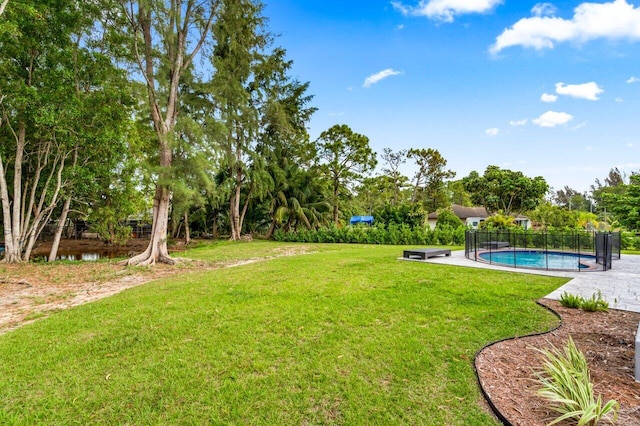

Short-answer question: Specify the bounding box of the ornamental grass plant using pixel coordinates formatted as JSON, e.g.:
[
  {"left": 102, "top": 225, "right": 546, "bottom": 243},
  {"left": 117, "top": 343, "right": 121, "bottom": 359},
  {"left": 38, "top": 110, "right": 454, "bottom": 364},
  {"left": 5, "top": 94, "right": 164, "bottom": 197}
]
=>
[{"left": 535, "top": 337, "right": 618, "bottom": 425}]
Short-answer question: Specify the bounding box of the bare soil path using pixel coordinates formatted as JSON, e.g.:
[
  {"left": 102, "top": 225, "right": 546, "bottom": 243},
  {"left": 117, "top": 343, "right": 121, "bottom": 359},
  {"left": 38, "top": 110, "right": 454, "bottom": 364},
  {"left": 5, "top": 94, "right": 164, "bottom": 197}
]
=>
[{"left": 0, "top": 238, "right": 307, "bottom": 334}]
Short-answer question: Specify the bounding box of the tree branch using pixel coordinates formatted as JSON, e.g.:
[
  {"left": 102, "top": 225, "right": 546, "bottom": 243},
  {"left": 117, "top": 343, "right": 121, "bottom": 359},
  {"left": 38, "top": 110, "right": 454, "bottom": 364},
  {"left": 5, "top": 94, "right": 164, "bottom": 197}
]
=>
[{"left": 0, "top": 0, "right": 9, "bottom": 16}]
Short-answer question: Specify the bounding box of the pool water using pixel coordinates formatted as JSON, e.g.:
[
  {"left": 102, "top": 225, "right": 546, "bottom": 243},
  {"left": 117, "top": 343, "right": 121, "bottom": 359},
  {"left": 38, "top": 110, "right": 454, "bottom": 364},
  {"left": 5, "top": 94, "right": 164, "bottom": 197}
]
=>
[{"left": 479, "top": 250, "right": 596, "bottom": 270}]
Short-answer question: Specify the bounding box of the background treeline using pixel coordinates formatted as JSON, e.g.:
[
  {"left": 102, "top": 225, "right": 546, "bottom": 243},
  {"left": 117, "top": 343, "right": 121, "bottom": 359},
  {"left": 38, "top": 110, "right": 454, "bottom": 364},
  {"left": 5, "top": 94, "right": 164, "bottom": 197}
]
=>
[{"left": 1, "top": 0, "right": 639, "bottom": 263}]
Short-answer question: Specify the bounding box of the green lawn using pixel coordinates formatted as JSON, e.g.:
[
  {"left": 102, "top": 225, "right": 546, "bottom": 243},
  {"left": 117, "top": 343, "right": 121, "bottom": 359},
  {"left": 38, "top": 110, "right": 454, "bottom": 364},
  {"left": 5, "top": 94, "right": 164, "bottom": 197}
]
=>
[{"left": 0, "top": 242, "right": 566, "bottom": 425}]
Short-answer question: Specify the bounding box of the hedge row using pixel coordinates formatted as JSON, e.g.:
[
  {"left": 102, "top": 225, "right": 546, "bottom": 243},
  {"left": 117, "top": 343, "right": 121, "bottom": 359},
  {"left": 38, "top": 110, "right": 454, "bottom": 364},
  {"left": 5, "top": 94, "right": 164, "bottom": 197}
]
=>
[
  {"left": 620, "top": 232, "right": 640, "bottom": 250},
  {"left": 273, "top": 225, "right": 640, "bottom": 251},
  {"left": 273, "top": 224, "right": 465, "bottom": 246}
]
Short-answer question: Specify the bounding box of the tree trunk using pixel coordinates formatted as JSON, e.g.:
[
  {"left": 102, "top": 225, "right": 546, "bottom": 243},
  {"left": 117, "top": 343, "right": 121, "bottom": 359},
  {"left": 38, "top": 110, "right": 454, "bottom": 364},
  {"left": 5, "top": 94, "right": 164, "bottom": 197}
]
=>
[
  {"left": 0, "top": 122, "right": 26, "bottom": 263},
  {"left": 170, "top": 206, "right": 180, "bottom": 238},
  {"left": 211, "top": 214, "right": 218, "bottom": 239},
  {"left": 239, "top": 183, "right": 253, "bottom": 236},
  {"left": 125, "top": 184, "right": 174, "bottom": 266},
  {"left": 229, "top": 165, "right": 242, "bottom": 241},
  {"left": 49, "top": 196, "right": 72, "bottom": 262},
  {"left": 265, "top": 219, "right": 276, "bottom": 239},
  {"left": 22, "top": 149, "right": 66, "bottom": 261},
  {"left": 230, "top": 190, "right": 241, "bottom": 240},
  {"left": 0, "top": 0, "right": 9, "bottom": 16},
  {"left": 184, "top": 210, "right": 191, "bottom": 245},
  {"left": 122, "top": 0, "right": 218, "bottom": 265},
  {"left": 0, "top": 152, "right": 19, "bottom": 263},
  {"left": 411, "top": 171, "right": 424, "bottom": 203},
  {"left": 332, "top": 177, "right": 339, "bottom": 225}
]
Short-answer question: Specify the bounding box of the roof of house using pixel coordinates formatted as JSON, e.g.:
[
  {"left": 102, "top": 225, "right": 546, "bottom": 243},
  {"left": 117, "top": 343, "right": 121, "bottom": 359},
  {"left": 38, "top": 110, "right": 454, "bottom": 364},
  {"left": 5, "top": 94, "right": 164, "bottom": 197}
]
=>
[
  {"left": 427, "top": 205, "right": 530, "bottom": 220},
  {"left": 428, "top": 205, "right": 489, "bottom": 220}
]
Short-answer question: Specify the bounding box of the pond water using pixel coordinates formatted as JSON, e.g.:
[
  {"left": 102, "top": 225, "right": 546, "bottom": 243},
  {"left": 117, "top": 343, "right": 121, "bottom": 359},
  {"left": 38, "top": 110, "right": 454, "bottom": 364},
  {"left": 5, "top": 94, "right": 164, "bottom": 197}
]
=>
[{"left": 32, "top": 250, "right": 132, "bottom": 262}]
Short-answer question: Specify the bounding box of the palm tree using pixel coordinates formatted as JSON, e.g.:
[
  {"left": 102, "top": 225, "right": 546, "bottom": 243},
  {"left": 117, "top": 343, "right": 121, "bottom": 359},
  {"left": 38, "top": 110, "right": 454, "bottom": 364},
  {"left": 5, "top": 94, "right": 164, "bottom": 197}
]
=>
[
  {"left": 265, "top": 161, "right": 329, "bottom": 238},
  {"left": 480, "top": 213, "right": 516, "bottom": 229}
]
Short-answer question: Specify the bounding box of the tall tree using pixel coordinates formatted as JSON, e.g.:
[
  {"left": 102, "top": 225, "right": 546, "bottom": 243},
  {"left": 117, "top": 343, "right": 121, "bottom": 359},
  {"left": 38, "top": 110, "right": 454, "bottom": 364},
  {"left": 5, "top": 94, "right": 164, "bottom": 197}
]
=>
[
  {"left": 118, "top": 0, "right": 220, "bottom": 265},
  {"left": 211, "top": 0, "right": 297, "bottom": 240},
  {"left": 407, "top": 148, "right": 455, "bottom": 212},
  {"left": 462, "top": 166, "right": 548, "bottom": 216},
  {"left": 0, "top": 0, "right": 131, "bottom": 262},
  {"left": 380, "top": 148, "right": 408, "bottom": 205},
  {"left": 167, "top": 68, "right": 217, "bottom": 244},
  {"left": 316, "top": 124, "right": 377, "bottom": 224},
  {"left": 590, "top": 167, "right": 628, "bottom": 218},
  {"left": 553, "top": 186, "right": 591, "bottom": 211},
  {"left": 446, "top": 179, "right": 472, "bottom": 207},
  {"left": 601, "top": 173, "right": 640, "bottom": 231},
  {"left": 529, "top": 202, "right": 576, "bottom": 230},
  {"left": 259, "top": 77, "right": 320, "bottom": 238},
  {"left": 354, "top": 176, "right": 391, "bottom": 215}
]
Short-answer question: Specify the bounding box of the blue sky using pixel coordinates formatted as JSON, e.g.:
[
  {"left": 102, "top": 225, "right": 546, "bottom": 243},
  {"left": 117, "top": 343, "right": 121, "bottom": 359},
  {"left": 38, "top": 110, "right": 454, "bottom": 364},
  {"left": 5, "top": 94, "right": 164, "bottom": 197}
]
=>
[{"left": 263, "top": 0, "right": 640, "bottom": 194}]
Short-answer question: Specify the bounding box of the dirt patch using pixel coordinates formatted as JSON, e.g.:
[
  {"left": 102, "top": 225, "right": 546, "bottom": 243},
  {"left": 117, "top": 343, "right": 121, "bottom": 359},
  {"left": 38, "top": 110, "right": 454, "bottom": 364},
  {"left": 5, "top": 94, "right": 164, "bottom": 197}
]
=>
[
  {"left": 476, "top": 299, "right": 640, "bottom": 425},
  {"left": 0, "top": 238, "right": 310, "bottom": 334}
]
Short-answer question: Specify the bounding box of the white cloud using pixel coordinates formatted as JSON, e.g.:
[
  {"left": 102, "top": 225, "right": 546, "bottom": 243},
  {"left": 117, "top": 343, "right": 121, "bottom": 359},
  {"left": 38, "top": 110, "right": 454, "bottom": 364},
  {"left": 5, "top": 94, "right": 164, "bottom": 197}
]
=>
[
  {"left": 627, "top": 143, "right": 634, "bottom": 147},
  {"left": 627, "top": 76, "right": 640, "bottom": 83},
  {"left": 392, "top": 0, "right": 503, "bottom": 23},
  {"left": 615, "top": 97, "right": 624, "bottom": 103},
  {"left": 510, "top": 119, "right": 528, "bottom": 126},
  {"left": 391, "top": 1, "right": 411, "bottom": 15},
  {"left": 485, "top": 127, "right": 500, "bottom": 136},
  {"left": 532, "top": 3, "right": 557, "bottom": 17},
  {"left": 363, "top": 69, "right": 402, "bottom": 88},
  {"left": 541, "top": 93, "right": 558, "bottom": 102},
  {"left": 533, "top": 111, "right": 574, "bottom": 127},
  {"left": 555, "top": 82, "right": 603, "bottom": 101},
  {"left": 490, "top": 0, "right": 640, "bottom": 54}
]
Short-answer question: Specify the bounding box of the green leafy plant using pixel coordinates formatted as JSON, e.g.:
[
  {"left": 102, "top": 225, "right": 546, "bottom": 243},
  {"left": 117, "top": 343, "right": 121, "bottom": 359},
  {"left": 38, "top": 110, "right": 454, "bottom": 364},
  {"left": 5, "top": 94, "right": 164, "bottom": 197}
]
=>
[
  {"left": 580, "top": 291, "right": 609, "bottom": 313},
  {"left": 558, "top": 291, "right": 609, "bottom": 312},
  {"left": 559, "top": 292, "right": 584, "bottom": 309},
  {"left": 535, "top": 337, "right": 619, "bottom": 425}
]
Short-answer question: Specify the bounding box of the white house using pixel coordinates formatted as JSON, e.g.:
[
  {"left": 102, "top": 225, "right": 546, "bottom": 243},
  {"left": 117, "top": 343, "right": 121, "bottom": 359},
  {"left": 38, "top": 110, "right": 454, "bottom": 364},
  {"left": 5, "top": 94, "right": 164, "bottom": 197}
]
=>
[{"left": 427, "top": 204, "right": 531, "bottom": 229}]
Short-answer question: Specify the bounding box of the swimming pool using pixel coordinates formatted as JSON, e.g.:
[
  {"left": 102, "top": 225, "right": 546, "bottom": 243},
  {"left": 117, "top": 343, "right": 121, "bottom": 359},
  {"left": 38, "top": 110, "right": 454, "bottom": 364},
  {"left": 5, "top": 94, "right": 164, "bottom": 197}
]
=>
[{"left": 478, "top": 250, "right": 597, "bottom": 270}]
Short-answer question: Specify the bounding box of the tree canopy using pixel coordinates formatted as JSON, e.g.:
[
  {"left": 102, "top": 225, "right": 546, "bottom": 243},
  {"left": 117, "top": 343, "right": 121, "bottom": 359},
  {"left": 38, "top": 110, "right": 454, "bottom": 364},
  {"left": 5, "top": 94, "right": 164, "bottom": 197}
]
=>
[
  {"left": 462, "top": 166, "right": 548, "bottom": 216},
  {"left": 601, "top": 174, "right": 640, "bottom": 231},
  {"left": 3, "top": 0, "right": 640, "bottom": 265},
  {"left": 316, "top": 124, "right": 377, "bottom": 224}
]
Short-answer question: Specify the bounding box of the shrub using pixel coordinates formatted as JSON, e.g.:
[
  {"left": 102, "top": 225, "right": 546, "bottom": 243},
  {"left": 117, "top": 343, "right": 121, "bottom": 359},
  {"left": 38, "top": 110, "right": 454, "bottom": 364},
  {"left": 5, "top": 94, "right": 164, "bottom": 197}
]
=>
[
  {"left": 272, "top": 224, "right": 465, "bottom": 246},
  {"left": 435, "top": 209, "right": 464, "bottom": 229},
  {"left": 373, "top": 204, "right": 427, "bottom": 228},
  {"left": 479, "top": 213, "right": 516, "bottom": 230},
  {"left": 535, "top": 337, "right": 619, "bottom": 425},
  {"left": 580, "top": 291, "right": 609, "bottom": 313},
  {"left": 620, "top": 231, "right": 640, "bottom": 250},
  {"left": 559, "top": 292, "right": 584, "bottom": 309}
]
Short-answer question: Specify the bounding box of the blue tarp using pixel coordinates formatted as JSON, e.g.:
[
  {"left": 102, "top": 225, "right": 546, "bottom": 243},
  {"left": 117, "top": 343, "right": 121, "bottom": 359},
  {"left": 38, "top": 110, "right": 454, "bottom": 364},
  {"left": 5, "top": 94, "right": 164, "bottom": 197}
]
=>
[{"left": 349, "top": 215, "right": 374, "bottom": 225}]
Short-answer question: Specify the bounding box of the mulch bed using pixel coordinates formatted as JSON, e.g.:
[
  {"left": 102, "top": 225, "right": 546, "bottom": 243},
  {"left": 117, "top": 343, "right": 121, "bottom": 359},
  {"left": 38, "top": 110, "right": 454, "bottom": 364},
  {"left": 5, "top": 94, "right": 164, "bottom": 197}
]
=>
[{"left": 476, "top": 298, "right": 640, "bottom": 425}]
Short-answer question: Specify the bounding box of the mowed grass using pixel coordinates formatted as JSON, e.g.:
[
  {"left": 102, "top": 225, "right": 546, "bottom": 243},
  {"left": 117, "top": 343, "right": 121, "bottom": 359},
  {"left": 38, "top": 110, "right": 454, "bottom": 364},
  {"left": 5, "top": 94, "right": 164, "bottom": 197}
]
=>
[{"left": 0, "top": 242, "right": 566, "bottom": 425}]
